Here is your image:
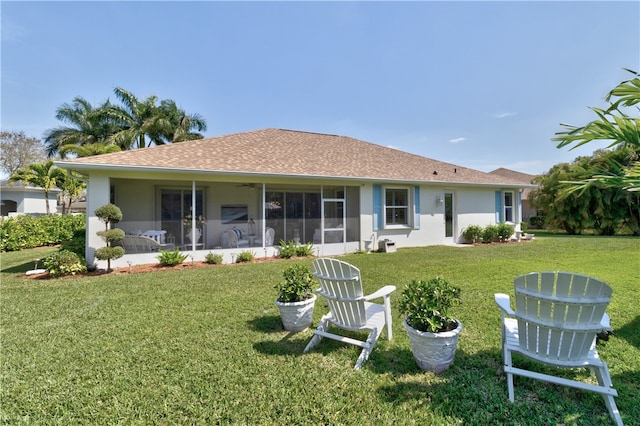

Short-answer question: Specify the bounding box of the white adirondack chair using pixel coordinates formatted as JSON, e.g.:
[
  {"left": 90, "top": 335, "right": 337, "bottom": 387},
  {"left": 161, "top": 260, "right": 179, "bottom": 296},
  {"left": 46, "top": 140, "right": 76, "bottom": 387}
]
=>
[
  {"left": 495, "top": 271, "right": 622, "bottom": 425},
  {"left": 304, "top": 258, "right": 396, "bottom": 369}
]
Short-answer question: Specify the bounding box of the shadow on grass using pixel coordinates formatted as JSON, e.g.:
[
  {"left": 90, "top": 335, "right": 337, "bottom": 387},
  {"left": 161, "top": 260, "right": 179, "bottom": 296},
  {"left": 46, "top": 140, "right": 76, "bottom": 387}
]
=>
[
  {"left": 247, "top": 315, "right": 283, "bottom": 334},
  {"left": 1, "top": 261, "right": 38, "bottom": 274},
  {"left": 615, "top": 315, "right": 640, "bottom": 349}
]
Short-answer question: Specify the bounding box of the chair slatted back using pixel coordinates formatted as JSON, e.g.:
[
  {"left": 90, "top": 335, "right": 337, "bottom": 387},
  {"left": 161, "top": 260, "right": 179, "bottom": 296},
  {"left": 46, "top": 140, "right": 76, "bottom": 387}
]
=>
[
  {"left": 514, "top": 271, "right": 612, "bottom": 362},
  {"left": 312, "top": 258, "right": 367, "bottom": 327}
]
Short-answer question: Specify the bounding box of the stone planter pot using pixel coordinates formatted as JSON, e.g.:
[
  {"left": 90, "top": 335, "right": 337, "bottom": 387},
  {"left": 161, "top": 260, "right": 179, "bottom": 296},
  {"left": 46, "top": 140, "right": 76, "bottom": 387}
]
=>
[
  {"left": 275, "top": 295, "right": 317, "bottom": 332},
  {"left": 403, "top": 318, "right": 463, "bottom": 374}
]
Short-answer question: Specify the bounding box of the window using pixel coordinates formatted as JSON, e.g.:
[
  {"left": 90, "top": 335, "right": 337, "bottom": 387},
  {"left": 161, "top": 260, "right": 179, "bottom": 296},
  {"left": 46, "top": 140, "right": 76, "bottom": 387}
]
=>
[
  {"left": 504, "top": 191, "right": 514, "bottom": 223},
  {"left": 385, "top": 188, "right": 409, "bottom": 226}
]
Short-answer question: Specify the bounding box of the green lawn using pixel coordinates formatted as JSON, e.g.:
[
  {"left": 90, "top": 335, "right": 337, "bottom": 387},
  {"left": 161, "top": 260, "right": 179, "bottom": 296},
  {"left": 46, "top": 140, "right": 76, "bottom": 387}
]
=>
[{"left": 1, "top": 236, "right": 638, "bottom": 425}]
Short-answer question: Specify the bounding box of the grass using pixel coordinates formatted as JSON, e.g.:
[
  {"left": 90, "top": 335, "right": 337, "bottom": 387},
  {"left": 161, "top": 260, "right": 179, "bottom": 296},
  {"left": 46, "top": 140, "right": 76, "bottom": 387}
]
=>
[{"left": 1, "top": 236, "right": 639, "bottom": 425}]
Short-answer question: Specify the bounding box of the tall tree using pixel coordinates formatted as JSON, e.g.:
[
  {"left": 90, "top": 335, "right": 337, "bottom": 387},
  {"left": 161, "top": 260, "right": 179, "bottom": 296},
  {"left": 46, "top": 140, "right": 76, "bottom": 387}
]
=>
[
  {"left": 9, "top": 160, "right": 65, "bottom": 215},
  {"left": 59, "top": 143, "right": 121, "bottom": 158},
  {"left": 43, "top": 97, "right": 119, "bottom": 158},
  {"left": 530, "top": 147, "right": 639, "bottom": 235},
  {"left": 553, "top": 68, "right": 640, "bottom": 192},
  {"left": 56, "top": 170, "right": 87, "bottom": 214},
  {"left": 105, "top": 87, "right": 207, "bottom": 149},
  {"left": 0, "top": 131, "right": 46, "bottom": 176}
]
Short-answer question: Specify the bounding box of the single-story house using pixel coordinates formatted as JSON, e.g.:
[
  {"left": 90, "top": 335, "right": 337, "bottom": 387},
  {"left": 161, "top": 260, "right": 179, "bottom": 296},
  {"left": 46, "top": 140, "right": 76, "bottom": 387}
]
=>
[
  {"left": 489, "top": 168, "right": 537, "bottom": 222},
  {"left": 1, "top": 180, "right": 61, "bottom": 217},
  {"left": 56, "top": 128, "right": 534, "bottom": 268}
]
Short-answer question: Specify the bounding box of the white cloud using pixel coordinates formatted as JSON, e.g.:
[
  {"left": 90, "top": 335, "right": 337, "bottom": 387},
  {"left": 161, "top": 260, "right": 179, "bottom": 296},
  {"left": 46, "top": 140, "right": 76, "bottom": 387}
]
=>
[
  {"left": 448, "top": 137, "right": 466, "bottom": 144},
  {"left": 494, "top": 112, "right": 517, "bottom": 119}
]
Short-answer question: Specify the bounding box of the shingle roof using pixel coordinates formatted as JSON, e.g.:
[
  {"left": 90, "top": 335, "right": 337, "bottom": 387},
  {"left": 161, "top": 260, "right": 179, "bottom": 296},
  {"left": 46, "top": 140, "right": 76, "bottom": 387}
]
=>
[
  {"left": 60, "top": 128, "right": 528, "bottom": 186},
  {"left": 489, "top": 168, "right": 536, "bottom": 184}
]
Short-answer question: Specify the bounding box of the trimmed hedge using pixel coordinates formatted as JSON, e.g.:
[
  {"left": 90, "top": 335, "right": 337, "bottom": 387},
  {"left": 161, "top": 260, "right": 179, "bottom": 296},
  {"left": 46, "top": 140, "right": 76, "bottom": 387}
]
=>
[{"left": 0, "top": 214, "right": 86, "bottom": 252}]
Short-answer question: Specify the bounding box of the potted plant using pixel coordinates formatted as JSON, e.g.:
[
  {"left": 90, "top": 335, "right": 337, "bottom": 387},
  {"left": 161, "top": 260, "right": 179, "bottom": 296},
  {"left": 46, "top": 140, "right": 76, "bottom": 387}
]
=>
[
  {"left": 399, "top": 276, "right": 463, "bottom": 373},
  {"left": 274, "top": 264, "right": 317, "bottom": 332}
]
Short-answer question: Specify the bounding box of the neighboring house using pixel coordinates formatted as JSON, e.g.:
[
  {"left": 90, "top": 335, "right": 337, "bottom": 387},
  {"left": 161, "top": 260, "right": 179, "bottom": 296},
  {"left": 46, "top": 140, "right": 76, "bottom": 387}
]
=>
[
  {"left": 56, "top": 128, "right": 534, "bottom": 268},
  {"left": 0, "top": 180, "right": 60, "bottom": 217},
  {"left": 489, "top": 168, "right": 537, "bottom": 222}
]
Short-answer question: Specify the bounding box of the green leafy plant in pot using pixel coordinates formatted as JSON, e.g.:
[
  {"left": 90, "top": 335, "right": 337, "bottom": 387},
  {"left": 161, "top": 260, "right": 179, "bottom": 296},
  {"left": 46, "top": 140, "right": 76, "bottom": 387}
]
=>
[
  {"left": 274, "top": 264, "right": 317, "bottom": 332},
  {"left": 399, "top": 276, "right": 463, "bottom": 373}
]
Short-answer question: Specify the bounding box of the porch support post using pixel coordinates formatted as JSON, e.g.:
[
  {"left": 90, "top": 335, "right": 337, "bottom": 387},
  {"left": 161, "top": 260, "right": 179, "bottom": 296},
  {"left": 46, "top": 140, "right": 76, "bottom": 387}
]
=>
[
  {"left": 261, "top": 183, "right": 266, "bottom": 247},
  {"left": 191, "top": 180, "right": 196, "bottom": 251}
]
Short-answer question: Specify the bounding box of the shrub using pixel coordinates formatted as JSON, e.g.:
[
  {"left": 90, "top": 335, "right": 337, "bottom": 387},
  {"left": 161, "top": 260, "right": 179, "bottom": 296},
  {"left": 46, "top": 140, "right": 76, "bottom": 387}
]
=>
[
  {"left": 59, "top": 228, "right": 86, "bottom": 260},
  {"left": 275, "top": 264, "right": 315, "bottom": 303},
  {"left": 0, "top": 214, "right": 85, "bottom": 252},
  {"left": 157, "top": 249, "right": 188, "bottom": 267},
  {"left": 399, "top": 276, "right": 461, "bottom": 333},
  {"left": 520, "top": 221, "right": 529, "bottom": 233},
  {"left": 277, "top": 240, "right": 297, "bottom": 259},
  {"left": 43, "top": 250, "right": 87, "bottom": 278},
  {"left": 481, "top": 225, "right": 498, "bottom": 243},
  {"left": 461, "top": 225, "right": 483, "bottom": 243},
  {"left": 94, "top": 204, "right": 124, "bottom": 272},
  {"left": 236, "top": 250, "right": 255, "bottom": 263},
  {"left": 295, "top": 242, "right": 315, "bottom": 257},
  {"left": 204, "top": 252, "right": 224, "bottom": 264},
  {"left": 529, "top": 216, "right": 546, "bottom": 229},
  {"left": 95, "top": 246, "right": 125, "bottom": 263},
  {"left": 496, "top": 223, "right": 514, "bottom": 242},
  {"left": 278, "top": 240, "right": 315, "bottom": 258}
]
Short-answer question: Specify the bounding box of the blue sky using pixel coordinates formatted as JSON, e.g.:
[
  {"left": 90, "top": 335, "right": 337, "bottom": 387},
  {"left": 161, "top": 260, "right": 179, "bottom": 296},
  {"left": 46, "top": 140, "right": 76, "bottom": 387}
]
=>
[{"left": 2, "top": 1, "right": 639, "bottom": 176}]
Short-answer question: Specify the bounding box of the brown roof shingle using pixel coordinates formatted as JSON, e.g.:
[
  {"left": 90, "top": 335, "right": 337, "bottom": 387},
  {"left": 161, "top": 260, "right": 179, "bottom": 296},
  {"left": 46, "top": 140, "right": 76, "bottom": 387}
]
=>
[{"left": 61, "top": 128, "right": 528, "bottom": 186}]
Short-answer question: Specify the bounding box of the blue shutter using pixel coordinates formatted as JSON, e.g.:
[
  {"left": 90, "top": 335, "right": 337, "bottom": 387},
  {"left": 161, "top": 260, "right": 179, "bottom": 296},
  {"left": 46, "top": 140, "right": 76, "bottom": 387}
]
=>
[
  {"left": 373, "top": 185, "right": 382, "bottom": 231},
  {"left": 495, "top": 191, "right": 503, "bottom": 223},
  {"left": 413, "top": 186, "right": 421, "bottom": 229}
]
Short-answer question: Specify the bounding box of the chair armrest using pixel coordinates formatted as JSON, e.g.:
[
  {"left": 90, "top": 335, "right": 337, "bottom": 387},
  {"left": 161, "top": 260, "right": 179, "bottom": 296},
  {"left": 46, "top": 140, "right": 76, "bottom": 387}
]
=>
[
  {"left": 364, "top": 285, "right": 396, "bottom": 301},
  {"left": 495, "top": 293, "right": 514, "bottom": 316}
]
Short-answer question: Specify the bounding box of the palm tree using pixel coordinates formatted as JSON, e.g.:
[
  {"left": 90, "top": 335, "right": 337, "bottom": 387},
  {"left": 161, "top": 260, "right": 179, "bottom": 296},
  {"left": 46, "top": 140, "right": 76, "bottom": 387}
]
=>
[
  {"left": 9, "top": 160, "right": 65, "bottom": 215},
  {"left": 106, "top": 87, "right": 207, "bottom": 150},
  {"left": 554, "top": 68, "right": 640, "bottom": 192},
  {"left": 43, "top": 97, "right": 117, "bottom": 158},
  {"left": 59, "top": 143, "right": 122, "bottom": 158},
  {"left": 106, "top": 87, "right": 165, "bottom": 150},
  {"left": 56, "top": 170, "right": 87, "bottom": 214},
  {"left": 158, "top": 99, "right": 207, "bottom": 143}
]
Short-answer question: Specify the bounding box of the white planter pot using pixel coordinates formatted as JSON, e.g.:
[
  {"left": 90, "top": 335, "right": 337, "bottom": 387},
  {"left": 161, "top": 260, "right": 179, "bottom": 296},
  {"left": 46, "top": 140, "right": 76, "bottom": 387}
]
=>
[
  {"left": 275, "top": 295, "right": 317, "bottom": 332},
  {"left": 403, "top": 318, "right": 463, "bottom": 374}
]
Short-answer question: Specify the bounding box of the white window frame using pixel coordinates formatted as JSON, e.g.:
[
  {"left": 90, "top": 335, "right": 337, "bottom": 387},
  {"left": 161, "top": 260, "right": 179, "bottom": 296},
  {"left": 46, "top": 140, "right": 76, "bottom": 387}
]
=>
[
  {"left": 384, "top": 186, "right": 411, "bottom": 228},
  {"left": 503, "top": 191, "right": 514, "bottom": 223}
]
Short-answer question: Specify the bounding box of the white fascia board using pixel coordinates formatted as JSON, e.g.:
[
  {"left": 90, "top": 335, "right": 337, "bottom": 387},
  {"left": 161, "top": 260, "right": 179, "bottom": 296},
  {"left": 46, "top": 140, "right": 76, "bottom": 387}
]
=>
[{"left": 54, "top": 161, "right": 535, "bottom": 189}]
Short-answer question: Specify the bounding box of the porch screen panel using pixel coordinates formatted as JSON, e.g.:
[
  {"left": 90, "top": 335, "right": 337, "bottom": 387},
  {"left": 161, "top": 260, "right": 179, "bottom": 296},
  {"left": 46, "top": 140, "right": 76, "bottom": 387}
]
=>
[{"left": 413, "top": 186, "right": 421, "bottom": 230}]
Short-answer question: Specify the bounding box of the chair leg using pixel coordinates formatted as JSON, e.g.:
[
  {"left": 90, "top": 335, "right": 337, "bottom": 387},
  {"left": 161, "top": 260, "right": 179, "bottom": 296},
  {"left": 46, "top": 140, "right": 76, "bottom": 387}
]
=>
[
  {"left": 354, "top": 327, "right": 377, "bottom": 370},
  {"left": 592, "top": 363, "right": 623, "bottom": 426},
  {"left": 504, "top": 347, "right": 515, "bottom": 402},
  {"left": 304, "top": 315, "right": 330, "bottom": 353}
]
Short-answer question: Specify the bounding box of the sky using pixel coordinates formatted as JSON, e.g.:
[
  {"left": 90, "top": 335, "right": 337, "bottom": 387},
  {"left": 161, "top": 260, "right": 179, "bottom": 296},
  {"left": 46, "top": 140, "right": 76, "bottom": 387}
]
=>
[{"left": 2, "top": 1, "right": 639, "bottom": 177}]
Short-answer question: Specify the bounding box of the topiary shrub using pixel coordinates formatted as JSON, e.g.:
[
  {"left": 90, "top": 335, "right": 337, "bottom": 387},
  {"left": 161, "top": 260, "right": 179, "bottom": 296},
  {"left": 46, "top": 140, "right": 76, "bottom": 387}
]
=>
[
  {"left": 94, "top": 204, "right": 124, "bottom": 272},
  {"left": 43, "top": 250, "right": 87, "bottom": 278},
  {"left": 157, "top": 249, "right": 188, "bottom": 267},
  {"left": 461, "top": 225, "right": 483, "bottom": 243}
]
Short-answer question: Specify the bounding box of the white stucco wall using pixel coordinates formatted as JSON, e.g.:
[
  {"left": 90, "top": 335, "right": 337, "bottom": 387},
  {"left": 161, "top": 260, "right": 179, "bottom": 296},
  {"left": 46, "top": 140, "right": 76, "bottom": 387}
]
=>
[{"left": 1, "top": 188, "right": 58, "bottom": 214}]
